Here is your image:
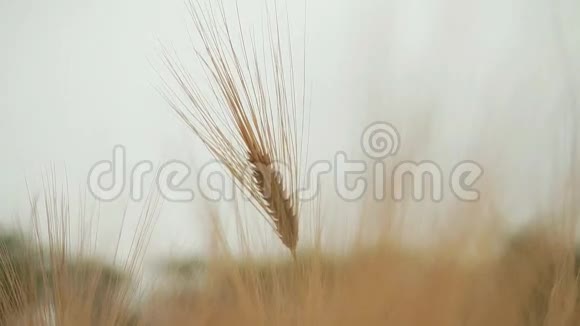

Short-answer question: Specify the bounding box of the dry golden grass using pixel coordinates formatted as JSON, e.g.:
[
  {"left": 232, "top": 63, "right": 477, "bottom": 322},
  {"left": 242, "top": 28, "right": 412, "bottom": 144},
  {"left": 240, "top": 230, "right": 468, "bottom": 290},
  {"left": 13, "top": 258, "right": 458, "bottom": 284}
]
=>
[
  {"left": 0, "top": 232, "right": 140, "bottom": 326},
  {"left": 0, "top": 174, "right": 159, "bottom": 325},
  {"left": 3, "top": 176, "right": 579, "bottom": 326},
  {"left": 1, "top": 179, "right": 579, "bottom": 325},
  {"left": 138, "top": 226, "right": 579, "bottom": 326}
]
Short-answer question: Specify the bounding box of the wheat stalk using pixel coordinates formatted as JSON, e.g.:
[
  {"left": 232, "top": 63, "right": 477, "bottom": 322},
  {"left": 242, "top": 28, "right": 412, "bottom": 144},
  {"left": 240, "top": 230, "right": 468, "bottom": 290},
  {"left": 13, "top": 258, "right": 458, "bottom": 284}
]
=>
[{"left": 161, "top": 0, "right": 305, "bottom": 258}]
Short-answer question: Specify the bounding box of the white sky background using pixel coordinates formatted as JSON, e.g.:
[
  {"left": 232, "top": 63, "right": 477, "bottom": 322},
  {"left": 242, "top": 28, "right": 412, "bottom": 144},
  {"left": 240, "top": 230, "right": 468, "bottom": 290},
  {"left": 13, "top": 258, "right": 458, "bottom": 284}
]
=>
[{"left": 0, "top": 0, "right": 579, "bottom": 263}]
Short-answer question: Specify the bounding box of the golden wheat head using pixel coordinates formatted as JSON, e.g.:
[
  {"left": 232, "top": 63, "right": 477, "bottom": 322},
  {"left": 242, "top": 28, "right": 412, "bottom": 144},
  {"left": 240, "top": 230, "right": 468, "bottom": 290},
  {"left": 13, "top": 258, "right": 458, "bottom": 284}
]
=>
[{"left": 161, "top": 0, "right": 305, "bottom": 257}]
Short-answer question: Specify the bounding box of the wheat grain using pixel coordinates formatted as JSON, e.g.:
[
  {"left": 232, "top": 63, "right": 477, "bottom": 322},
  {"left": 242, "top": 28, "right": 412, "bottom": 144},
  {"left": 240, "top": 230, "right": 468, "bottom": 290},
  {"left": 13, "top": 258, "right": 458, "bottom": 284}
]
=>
[{"left": 161, "top": 0, "right": 304, "bottom": 257}]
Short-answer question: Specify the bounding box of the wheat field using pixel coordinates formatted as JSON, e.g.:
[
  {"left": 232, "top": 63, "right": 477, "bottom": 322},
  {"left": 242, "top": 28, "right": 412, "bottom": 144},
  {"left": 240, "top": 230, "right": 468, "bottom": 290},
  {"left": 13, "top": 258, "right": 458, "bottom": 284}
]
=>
[
  {"left": 1, "top": 0, "right": 579, "bottom": 325},
  {"left": 1, "top": 200, "right": 579, "bottom": 325}
]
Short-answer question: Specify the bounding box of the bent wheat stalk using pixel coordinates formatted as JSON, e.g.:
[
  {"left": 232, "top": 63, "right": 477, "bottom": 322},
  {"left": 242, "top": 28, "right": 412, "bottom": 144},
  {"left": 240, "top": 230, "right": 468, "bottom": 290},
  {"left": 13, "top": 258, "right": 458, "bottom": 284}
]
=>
[{"left": 161, "top": 0, "right": 305, "bottom": 258}]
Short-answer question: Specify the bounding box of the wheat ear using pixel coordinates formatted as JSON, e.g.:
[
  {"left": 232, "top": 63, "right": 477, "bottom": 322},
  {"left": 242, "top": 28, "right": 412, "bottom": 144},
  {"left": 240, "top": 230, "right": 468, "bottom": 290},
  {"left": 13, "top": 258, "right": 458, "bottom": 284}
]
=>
[{"left": 161, "top": 0, "right": 304, "bottom": 257}]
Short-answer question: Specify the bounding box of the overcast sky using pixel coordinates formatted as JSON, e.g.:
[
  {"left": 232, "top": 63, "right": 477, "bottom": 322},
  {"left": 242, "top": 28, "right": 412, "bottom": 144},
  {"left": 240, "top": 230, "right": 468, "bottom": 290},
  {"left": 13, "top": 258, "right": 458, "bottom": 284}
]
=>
[{"left": 0, "top": 0, "right": 579, "bottom": 262}]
